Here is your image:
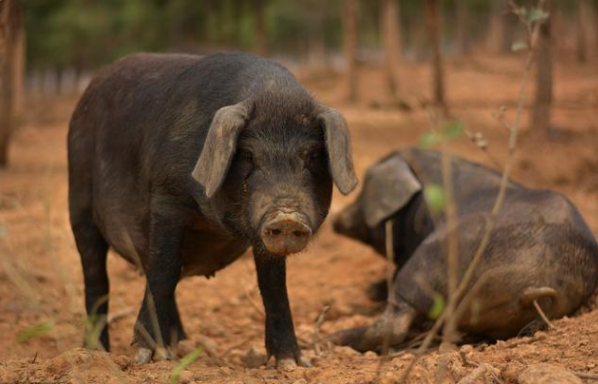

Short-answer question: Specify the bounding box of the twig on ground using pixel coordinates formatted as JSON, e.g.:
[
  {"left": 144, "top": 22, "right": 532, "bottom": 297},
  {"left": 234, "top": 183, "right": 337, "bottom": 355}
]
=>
[
  {"left": 574, "top": 371, "right": 598, "bottom": 380},
  {"left": 458, "top": 350, "right": 478, "bottom": 368},
  {"left": 456, "top": 364, "right": 501, "bottom": 384},
  {"left": 532, "top": 299, "right": 555, "bottom": 330},
  {"left": 374, "top": 220, "right": 396, "bottom": 384},
  {"left": 242, "top": 281, "right": 265, "bottom": 319},
  {"left": 220, "top": 334, "right": 258, "bottom": 357},
  {"left": 505, "top": 334, "right": 546, "bottom": 348},
  {"left": 107, "top": 307, "right": 135, "bottom": 324},
  {"left": 313, "top": 305, "right": 331, "bottom": 355}
]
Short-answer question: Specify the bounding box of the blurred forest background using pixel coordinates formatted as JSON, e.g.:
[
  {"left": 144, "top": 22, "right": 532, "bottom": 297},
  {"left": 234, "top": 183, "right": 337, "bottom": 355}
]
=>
[{"left": 0, "top": 0, "right": 597, "bottom": 166}]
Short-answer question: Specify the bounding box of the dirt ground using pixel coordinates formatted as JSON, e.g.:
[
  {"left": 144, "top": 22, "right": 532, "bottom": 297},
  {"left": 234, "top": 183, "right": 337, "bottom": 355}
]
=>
[{"left": 1, "top": 54, "right": 598, "bottom": 384}]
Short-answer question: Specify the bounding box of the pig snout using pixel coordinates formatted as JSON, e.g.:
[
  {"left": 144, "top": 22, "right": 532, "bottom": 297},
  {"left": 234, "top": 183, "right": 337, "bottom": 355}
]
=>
[
  {"left": 332, "top": 203, "right": 360, "bottom": 236},
  {"left": 261, "top": 212, "right": 312, "bottom": 255}
]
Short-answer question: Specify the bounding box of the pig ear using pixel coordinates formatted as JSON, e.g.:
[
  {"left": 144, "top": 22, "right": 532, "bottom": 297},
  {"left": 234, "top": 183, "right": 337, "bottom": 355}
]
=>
[
  {"left": 362, "top": 154, "right": 422, "bottom": 227},
  {"left": 192, "top": 101, "right": 252, "bottom": 198},
  {"left": 317, "top": 107, "right": 359, "bottom": 195}
]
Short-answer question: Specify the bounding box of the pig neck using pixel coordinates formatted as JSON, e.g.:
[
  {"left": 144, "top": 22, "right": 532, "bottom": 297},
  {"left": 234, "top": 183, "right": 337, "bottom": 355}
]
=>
[{"left": 391, "top": 193, "right": 434, "bottom": 269}]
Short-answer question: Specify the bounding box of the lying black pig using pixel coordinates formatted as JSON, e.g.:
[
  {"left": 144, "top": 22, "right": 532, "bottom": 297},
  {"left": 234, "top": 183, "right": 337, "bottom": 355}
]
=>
[
  {"left": 332, "top": 148, "right": 598, "bottom": 352},
  {"left": 67, "top": 52, "right": 358, "bottom": 365}
]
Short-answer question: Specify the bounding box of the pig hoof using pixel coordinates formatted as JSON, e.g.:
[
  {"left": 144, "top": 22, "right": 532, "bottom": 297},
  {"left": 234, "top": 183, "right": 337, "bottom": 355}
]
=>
[
  {"left": 277, "top": 358, "right": 298, "bottom": 370},
  {"left": 134, "top": 348, "right": 153, "bottom": 364}
]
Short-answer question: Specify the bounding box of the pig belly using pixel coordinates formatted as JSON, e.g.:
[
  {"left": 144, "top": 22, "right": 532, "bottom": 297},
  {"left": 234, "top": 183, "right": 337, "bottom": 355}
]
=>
[
  {"left": 180, "top": 229, "right": 249, "bottom": 278},
  {"left": 98, "top": 213, "right": 249, "bottom": 278}
]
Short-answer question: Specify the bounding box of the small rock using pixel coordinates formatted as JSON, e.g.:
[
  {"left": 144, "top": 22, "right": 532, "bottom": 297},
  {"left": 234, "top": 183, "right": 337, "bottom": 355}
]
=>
[
  {"left": 178, "top": 370, "right": 194, "bottom": 384},
  {"left": 460, "top": 344, "right": 474, "bottom": 353},
  {"left": 364, "top": 351, "right": 378, "bottom": 359},
  {"left": 219, "top": 366, "right": 233, "bottom": 375},
  {"left": 242, "top": 346, "right": 266, "bottom": 368},
  {"left": 518, "top": 364, "right": 582, "bottom": 384},
  {"left": 334, "top": 346, "right": 360, "bottom": 357},
  {"left": 197, "top": 335, "right": 219, "bottom": 352}
]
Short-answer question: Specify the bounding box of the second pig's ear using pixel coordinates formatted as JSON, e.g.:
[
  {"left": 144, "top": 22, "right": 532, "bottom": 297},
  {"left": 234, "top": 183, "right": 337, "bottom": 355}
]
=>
[
  {"left": 362, "top": 154, "right": 422, "bottom": 227},
  {"left": 192, "top": 101, "right": 252, "bottom": 198}
]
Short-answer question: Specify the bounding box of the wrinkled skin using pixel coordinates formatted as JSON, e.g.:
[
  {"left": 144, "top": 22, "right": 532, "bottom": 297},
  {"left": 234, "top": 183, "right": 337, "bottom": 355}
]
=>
[
  {"left": 331, "top": 148, "right": 598, "bottom": 352},
  {"left": 68, "top": 52, "right": 357, "bottom": 365}
]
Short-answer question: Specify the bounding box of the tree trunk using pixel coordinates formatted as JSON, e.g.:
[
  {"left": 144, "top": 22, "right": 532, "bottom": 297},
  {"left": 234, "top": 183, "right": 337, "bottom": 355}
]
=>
[
  {"left": 381, "top": 0, "right": 401, "bottom": 98},
  {"left": 254, "top": 0, "right": 267, "bottom": 56},
  {"left": 531, "top": 0, "right": 553, "bottom": 133},
  {"left": 486, "top": 0, "right": 516, "bottom": 53},
  {"left": 456, "top": 0, "right": 469, "bottom": 55},
  {"left": 576, "top": 0, "right": 588, "bottom": 63},
  {"left": 0, "top": 0, "right": 23, "bottom": 167},
  {"left": 343, "top": 0, "right": 359, "bottom": 102},
  {"left": 424, "top": 0, "right": 447, "bottom": 114}
]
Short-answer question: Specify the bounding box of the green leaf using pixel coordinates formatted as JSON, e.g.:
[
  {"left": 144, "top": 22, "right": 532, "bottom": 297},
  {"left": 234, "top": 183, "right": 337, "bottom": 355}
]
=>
[
  {"left": 428, "top": 294, "right": 445, "bottom": 320},
  {"left": 170, "top": 347, "right": 204, "bottom": 384},
  {"left": 528, "top": 8, "right": 549, "bottom": 23},
  {"left": 419, "top": 132, "right": 441, "bottom": 148},
  {"left": 424, "top": 184, "right": 446, "bottom": 215},
  {"left": 512, "top": 41, "right": 529, "bottom": 52},
  {"left": 17, "top": 321, "right": 54, "bottom": 343},
  {"left": 443, "top": 121, "right": 464, "bottom": 139},
  {"left": 512, "top": 6, "right": 527, "bottom": 18}
]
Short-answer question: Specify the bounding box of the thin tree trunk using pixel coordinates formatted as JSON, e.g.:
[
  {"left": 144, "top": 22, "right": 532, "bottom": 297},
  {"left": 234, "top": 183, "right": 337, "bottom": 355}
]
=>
[
  {"left": 254, "top": 0, "right": 267, "bottom": 56},
  {"left": 531, "top": 0, "right": 553, "bottom": 133},
  {"left": 500, "top": 0, "right": 517, "bottom": 52},
  {"left": 12, "top": 22, "right": 24, "bottom": 117},
  {"left": 0, "top": 0, "right": 23, "bottom": 167},
  {"left": 485, "top": 2, "right": 501, "bottom": 53},
  {"left": 456, "top": 0, "right": 469, "bottom": 55},
  {"left": 343, "top": 0, "right": 359, "bottom": 102},
  {"left": 576, "top": 0, "right": 588, "bottom": 63},
  {"left": 381, "top": 0, "right": 401, "bottom": 98},
  {"left": 424, "top": 0, "right": 447, "bottom": 114}
]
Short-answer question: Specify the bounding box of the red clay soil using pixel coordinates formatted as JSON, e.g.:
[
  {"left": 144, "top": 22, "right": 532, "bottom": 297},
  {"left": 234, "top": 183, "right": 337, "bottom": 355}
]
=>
[{"left": 1, "top": 54, "right": 598, "bottom": 383}]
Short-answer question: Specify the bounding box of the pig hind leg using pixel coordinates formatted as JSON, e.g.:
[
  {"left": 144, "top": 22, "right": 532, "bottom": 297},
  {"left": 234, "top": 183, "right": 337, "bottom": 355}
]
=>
[
  {"left": 70, "top": 205, "right": 110, "bottom": 351},
  {"left": 329, "top": 301, "right": 417, "bottom": 352}
]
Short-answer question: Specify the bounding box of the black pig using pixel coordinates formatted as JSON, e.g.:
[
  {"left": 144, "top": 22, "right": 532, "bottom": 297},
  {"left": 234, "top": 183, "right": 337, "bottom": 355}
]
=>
[
  {"left": 67, "top": 52, "right": 358, "bottom": 366},
  {"left": 332, "top": 148, "right": 598, "bottom": 352}
]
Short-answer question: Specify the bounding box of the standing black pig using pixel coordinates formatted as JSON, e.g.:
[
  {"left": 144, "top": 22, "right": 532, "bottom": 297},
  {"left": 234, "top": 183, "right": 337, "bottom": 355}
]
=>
[
  {"left": 332, "top": 148, "right": 598, "bottom": 352},
  {"left": 67, "top": 52, "right": 358, "bottom": 365}
]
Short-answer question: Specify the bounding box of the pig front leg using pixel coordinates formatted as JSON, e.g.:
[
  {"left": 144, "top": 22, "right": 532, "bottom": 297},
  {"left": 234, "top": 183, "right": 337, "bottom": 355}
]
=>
[
  {"left": 133, "top": 209, "right": 186, "bottom": 363},
  {"left": 254, "top": 247, "right": 308, "bottom": 368}
]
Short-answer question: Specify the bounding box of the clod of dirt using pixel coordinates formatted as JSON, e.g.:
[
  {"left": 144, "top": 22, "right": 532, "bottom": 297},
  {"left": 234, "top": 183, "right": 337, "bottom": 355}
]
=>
[
  {"left": 178, "top": 370, "right": 194, "bottom": 384},
  {"left": 113, "top": 355, "right": 132, "bottom": 369},
  {"left": 242, "top": 346, "right": 267, "bottom": 368},
  {"left": 518, "top": 364, "right": 582, "bottom": 384},
  {"left": 8, "top": 348, "right": 127, "bottom": 384}
]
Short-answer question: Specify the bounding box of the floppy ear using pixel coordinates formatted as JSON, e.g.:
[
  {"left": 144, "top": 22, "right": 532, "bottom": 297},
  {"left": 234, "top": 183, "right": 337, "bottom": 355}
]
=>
[
  {"left": 362, "top": 154, "right": 422, "bottom": 227},
  {"left": 192, "top": 101, "right": 252, "bottom": 198},
  {"left": 317, "top": 107, "right": 358, "bottom": 195}
]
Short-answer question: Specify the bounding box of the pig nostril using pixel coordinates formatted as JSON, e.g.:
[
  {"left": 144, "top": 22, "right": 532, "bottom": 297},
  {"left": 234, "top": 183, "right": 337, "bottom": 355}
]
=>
[
  {"left": 266, "top": 228, "right": 282, "bottom": 236},
  {"left": 293, "top": 230, "right": 307, "bottom": 237}
]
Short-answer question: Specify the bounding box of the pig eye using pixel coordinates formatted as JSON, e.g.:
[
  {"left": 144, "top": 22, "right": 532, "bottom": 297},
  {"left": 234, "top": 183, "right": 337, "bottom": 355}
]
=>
[
  {"left": 305, "top": 149, "right": 326, "bottom": 171},
  {"left": 237, "top": 149, "right": 254, "bottom": 163},
  {"left": 309, "top": 151, "right": 322, "bottom": 160}
]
